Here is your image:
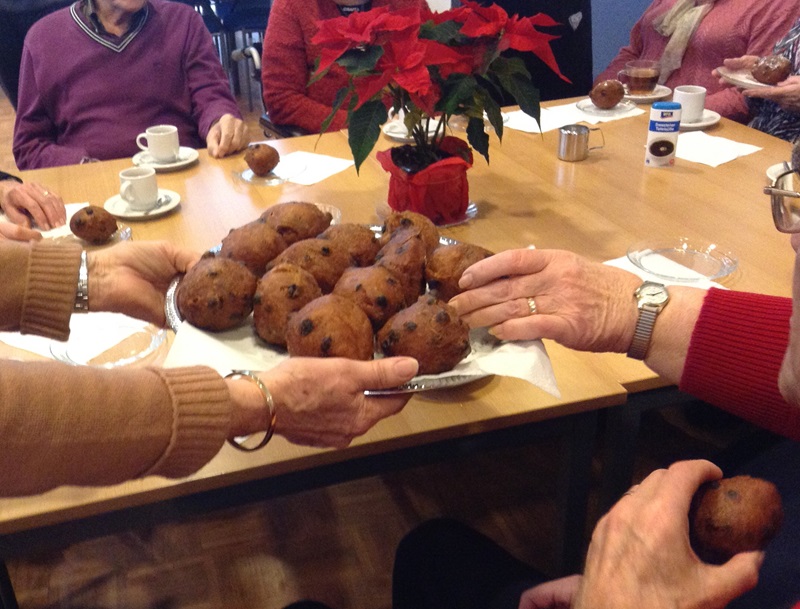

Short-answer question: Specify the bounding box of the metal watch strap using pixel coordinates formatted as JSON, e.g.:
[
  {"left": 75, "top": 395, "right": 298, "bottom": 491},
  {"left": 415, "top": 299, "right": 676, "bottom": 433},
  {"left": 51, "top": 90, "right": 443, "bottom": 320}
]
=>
[
  {"left": 627, "top": 305, "right": 659, "bottom": 360},
  {"left": 74, "top": 250, "right": 89, "bottom": 313}
]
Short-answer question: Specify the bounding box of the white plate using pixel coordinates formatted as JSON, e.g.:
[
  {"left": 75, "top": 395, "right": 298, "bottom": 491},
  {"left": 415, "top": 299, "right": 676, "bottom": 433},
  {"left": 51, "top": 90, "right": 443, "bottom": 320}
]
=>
[
  {"left": 576, "top": 97, "right": 638, "bottom": 116},
  {"left": 382, "top": 120, "right": 440, "bottom": 143},
  {"left": 627, "top": 237, "right": 738, "bottom": 282},
  {"left": 132, "top": 146, "right": 199, "bottom": 172},
  {"left": 50, "top": 322, "right": 166, "bottom": 368},
  {"left": 717, "top": 66, "right": 771, "bottom": 90},
  {"left": 680, "top": 109, "right": 721, "bottom": 131},
  {"left": 104, "top": 189, "right": 181, "bottom": 219},
  {"left": 236, "top": 155, "right": 307, "bottom": 185},
  {"left": 50, "top": 223, "right": 132, "bottom": 247},
  {"left": 624, "top": 84, "right": 672, "bottom": 103},
  {"left": 767, "top": 162, "right": 795, "bottom": 188}
]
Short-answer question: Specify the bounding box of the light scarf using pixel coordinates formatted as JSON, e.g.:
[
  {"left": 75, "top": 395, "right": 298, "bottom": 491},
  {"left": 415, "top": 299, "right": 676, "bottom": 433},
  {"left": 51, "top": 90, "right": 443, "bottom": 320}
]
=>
[{"left": 653, "top": 0, "right": 715, "bottom": 83}]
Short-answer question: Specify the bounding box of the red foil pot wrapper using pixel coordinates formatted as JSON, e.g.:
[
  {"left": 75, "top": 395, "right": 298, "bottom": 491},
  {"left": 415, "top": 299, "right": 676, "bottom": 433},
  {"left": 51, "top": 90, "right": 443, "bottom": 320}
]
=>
[{"left": 378, "top": 146, "right": 472, "bottom": 226}]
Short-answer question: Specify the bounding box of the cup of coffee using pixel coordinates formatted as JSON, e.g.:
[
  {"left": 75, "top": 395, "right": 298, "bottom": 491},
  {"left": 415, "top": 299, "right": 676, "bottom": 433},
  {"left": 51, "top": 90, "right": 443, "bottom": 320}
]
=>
[
  {"left": 617, "top": 60, "right": 661, "bottom": 95},
  {"left": 672, "top": 85, "right": 706, "bottom": 123},
  {"left": 557, "top": 124, "right": 605, "bottom": 162},
  {"left": 136, "top": 124, "right": 179, "bottom": 163},
  {"left": 119, "top": 166, "right": 159, "bottom": 211}
]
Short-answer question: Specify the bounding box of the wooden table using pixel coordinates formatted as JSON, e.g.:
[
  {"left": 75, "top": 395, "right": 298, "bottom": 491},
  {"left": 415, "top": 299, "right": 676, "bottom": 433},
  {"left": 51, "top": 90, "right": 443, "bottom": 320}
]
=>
[{"left": 0, "top": 102, "right": 794, "bottom": 606}]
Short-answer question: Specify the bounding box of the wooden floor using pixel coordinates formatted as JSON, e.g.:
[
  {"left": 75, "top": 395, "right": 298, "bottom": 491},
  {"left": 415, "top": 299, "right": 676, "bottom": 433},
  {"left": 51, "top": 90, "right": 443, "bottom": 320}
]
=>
[{"left": 0, "top": 89, "right": 756, "bottom": 609}]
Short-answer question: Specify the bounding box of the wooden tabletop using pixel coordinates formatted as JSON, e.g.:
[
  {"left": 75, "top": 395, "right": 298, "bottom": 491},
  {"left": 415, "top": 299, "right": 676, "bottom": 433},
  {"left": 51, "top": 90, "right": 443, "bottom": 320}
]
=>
[{"left": 0, "top": 101, "right": 792, "bottom": 531}]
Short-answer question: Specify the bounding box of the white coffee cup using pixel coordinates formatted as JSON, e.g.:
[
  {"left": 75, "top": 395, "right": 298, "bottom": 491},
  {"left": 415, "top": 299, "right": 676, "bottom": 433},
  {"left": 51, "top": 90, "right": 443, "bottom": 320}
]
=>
[
  {"left": 119, "top": 166, "right": 159, "bottom": 211},
  {"left": 136, "top": 124, "right": 179, "bottom": 163},
  {"left": 672, "top": 85, "right": 706, "bottom": 123}
]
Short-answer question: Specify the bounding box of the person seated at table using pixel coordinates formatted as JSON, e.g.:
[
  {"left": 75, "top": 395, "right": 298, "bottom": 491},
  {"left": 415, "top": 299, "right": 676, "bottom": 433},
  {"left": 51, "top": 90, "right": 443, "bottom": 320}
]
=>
[
  {"left": 0, "top": 239, "right": 419, "bottom": 496},
  {"left": 12, "top": 0, "right": 249, "bottom": 170},
  {"left": 715, "top": 18, "right": 800, "bottom": 143},
  {"left": 0, "top": 0, "right": 74, "bottom": 110},
  {"left": 594, "top": 0, "right": 800, "bottom": 123},
  {"left": 0, "top": 170, "right": 66, "bottom": 239},
  {"left": 261, "top": 0, "right": 426, "bottom": 135}
]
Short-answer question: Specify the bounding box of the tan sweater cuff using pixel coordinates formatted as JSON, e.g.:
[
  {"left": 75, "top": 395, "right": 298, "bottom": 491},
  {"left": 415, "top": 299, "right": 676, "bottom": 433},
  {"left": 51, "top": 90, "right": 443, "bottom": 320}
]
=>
[
  {"left": 22, "top": 242, "right": 82, "bottom": 341},
  {"left": 145, "top": 366, "right": 232, "bottom": 479}
]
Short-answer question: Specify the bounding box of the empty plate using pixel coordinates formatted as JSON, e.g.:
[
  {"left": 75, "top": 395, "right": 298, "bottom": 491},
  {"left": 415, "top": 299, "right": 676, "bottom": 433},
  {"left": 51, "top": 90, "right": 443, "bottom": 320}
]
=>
[{"left": 627, "top": 237, "right": 738, "bottom": 282}]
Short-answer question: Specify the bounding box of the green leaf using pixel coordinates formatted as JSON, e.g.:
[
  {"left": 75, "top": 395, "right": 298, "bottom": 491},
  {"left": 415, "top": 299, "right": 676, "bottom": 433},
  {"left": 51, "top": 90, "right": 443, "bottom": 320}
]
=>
[
  {"left": 505, "top": 72, "right": 541, "bottom": 125},
  {"left": 338, "top": 46, "right": 384, "bottom": 76},
  {"left": 480, "top": 88, "right": 504, "bottom": 140},
  {"left": 319, "top": 87, "right": 350, "bottom": 134},
  {"left": 466, "top": 117, "right": 490, "bottom": 163},
  {"left": 438, "top": 74, "right": 477, "bottom": 115},
  {"left": 348, "top": 99, "right": 387, "bottom": 173},
  {"left": 419, "top": 19, "right": 462, "bottom": 44}
]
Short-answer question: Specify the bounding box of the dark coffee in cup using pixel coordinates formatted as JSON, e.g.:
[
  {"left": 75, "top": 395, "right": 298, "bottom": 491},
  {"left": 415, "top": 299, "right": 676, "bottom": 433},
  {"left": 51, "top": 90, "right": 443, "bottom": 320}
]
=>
[{"left": 626, "top": 68, "right": 659, "bottom": 95}]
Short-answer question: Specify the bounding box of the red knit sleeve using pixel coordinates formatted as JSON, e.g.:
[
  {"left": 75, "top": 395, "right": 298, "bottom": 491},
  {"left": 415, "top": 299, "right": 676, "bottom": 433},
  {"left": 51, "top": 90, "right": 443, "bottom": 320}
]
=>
[{"left": 679, "top": 288, "right": 800, "bottom": 439}]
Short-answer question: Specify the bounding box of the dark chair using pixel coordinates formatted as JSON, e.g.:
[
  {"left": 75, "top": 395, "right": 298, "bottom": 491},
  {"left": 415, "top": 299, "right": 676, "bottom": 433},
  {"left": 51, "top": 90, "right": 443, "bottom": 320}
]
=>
[
  {"left": 229, "top": 42, "right": 306, "bottom": 139},
  {"left": 220, "top": 0, "right": 271, "bottom": 105}
]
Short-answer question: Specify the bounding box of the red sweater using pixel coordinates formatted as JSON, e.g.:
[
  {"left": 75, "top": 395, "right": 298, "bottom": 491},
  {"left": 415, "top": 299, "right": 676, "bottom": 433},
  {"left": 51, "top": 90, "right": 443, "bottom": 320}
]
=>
[
  {"left": 680, "top": 288, "right": 799, "bottom": 439},
  {"left": 261, "top": 0, "right": 425, "bottom": 134}
]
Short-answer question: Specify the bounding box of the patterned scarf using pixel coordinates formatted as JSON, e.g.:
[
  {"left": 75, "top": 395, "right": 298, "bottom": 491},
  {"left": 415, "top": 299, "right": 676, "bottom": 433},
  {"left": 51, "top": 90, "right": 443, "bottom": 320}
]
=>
[{"left": 653, "top": 0, "right": 715, "bottom": 83}]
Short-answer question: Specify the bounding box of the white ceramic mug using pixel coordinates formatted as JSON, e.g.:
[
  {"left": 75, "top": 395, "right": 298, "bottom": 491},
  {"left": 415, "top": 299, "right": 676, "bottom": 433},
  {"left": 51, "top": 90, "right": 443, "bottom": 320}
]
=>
[
  {"left": 136, "top": 124, "right": 179, "bottom": 163},
  {"left": 119, "top": 167, "right": 159, "bottom": 211},
  {"left": 672, "top": 85, "right": 706, "bottom": 123}
]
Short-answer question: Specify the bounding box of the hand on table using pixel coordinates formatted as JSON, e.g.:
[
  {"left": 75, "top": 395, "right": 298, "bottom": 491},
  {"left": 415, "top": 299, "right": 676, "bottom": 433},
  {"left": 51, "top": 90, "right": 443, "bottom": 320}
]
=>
[
  {"left": 0, "top": 222, "right": 42, "bottom": 242},
  {"left": 206, "top": 113, "right": 249, "bottom": 158},
  {"left": 448, "top": 248, "right": 641, "bottom": 353},
  {"left": 256, "top": 356, "right": 419, "bottom": 448},
  {"left": 88, "top": 241, "right": 200, "bottom": 326},
  {"left": 572, "top": 460, "right": 763, "bottom": 609},
  {"left": 742, "top": 75, "right": 800, "bottom": 112},
  {"left": 518, "top": 574, "right": 581, "bottom": 609},
  {"left": 0, "top": 180, "right": 66, "bottom": 231}
]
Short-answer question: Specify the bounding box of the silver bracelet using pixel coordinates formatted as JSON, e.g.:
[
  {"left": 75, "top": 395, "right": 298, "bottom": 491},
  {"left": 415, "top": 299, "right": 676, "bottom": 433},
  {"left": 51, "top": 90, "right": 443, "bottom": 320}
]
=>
[
  {"left": 74, "top": 250, "right": 89, "bottom": 313},
  {"left": 225, "top": 370, "right": 277, "bottom": 451}
]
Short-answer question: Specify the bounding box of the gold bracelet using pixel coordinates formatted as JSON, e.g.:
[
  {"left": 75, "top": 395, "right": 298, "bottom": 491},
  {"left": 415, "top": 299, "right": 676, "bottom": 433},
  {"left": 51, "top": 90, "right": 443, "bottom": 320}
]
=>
[{"left": 225, "top": 370, "right": 277, "bottom": 452}]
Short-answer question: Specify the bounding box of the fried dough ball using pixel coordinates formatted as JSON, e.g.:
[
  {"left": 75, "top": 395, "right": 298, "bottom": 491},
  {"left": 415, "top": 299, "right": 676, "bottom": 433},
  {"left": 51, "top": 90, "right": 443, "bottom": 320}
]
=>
[
  {"left": 333, "top": 265, "right": 407, "bottom": 330},
  {"left": 253, "top": 263, "right": 322, "bottom": 346},
  {"left": 375, "top": 228, "right": 427, "bottom": 304},
  {"left": 426, "top": 242, "right": 494, "bottom": 301},
  {"left": 381, "top": 210, "right": 440, "bottom": 256},
  {"left": 244, "top": 143, "right": 280, "bottom": 176},
  {"left": 286, "top": 294, "right": 374, "bottom": 360},
  {"left": 266, "top": 237, "right": 353, "bottom": 293},
  {"left": 69, "top": 205, "right": 117, "bottom": 245},
  {"left": 589, "top": 79, "right": 625, "bottom": 109},
  {"left": 177, "top": 253, "right": 257, "bottom": 331},
  {"left": 689, "top": 475, "right": 784, "bottom": 565},
  {"left": 319, "top": 223, "right": 381, "bottom": 267},
  {"left": 261, "top": 202, "right": 333, "bottom": 244},
  {"left": 752, "top": 55, "right": 792, "bottom": 85},
  {"left": 377, "top": 295, "right": 471, "bottom": 374},
  {"left": 219, "top": 218, "right": 288, "bottom": 276}
]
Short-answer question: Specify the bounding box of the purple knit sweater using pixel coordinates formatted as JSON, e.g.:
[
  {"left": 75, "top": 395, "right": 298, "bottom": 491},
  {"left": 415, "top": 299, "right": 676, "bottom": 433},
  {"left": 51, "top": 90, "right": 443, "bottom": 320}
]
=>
[{"left": 13, "top": 0, "right": 241, "bottom": 169}]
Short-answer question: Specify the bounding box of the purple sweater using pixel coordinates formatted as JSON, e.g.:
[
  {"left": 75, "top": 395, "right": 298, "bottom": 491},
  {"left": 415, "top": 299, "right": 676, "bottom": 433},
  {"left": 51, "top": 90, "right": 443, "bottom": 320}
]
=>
[{"left": 13, "top": 1, "right": 241, "bottom": 169}]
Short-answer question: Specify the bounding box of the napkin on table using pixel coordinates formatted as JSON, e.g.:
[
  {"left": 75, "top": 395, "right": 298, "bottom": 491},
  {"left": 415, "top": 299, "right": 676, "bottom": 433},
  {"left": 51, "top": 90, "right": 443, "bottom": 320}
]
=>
[
  {"left": 165, "top": 321, "right": 561, "bottom": 398},
  {"left": 604, "top": 254, "right": 726, "bottom": 290},
  {"left": 505, "top": 101, "right": 646, "bottom": 134},
  {"left": 676, "top": 131, "right": 762, "bottom": 167},
  {"left": 279, "top": 151, "right": 354, "bottom": 186}
]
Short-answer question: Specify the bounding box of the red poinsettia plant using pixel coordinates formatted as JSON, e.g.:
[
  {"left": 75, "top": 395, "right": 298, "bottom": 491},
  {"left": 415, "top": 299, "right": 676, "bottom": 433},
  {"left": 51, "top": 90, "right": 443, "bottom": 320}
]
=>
[{"left": 311, "top": 0, "right": 568, "bottom": 173}]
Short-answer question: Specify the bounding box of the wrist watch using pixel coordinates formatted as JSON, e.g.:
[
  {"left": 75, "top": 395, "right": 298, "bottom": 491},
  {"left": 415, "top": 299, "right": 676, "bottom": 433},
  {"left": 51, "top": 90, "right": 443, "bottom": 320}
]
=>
[{"left": 627, "top": 281, "right": 669, "bottom": 360}]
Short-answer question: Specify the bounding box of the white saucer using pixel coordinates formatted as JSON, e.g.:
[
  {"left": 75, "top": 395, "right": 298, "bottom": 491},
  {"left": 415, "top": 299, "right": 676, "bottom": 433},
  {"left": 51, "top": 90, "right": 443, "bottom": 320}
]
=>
[
  {"left": 236, "top": 154, "right": 307, "bottom": 185},
  {"left": 679, "top": 109, "right": 721, "bottom": 131},
  {"left": 627, "top": 237, "right": 738, "bottom": 282},
  {"left": 382, "top": 120, "right": 440, "bottom": 143},
  {"left": 576, "top": 97, "right": 638, "bottom": 116},
  {"left": 132, "top": 147, "right": 199, "bottom": 172},
  {"left": 104, "top": 189, "right": 181, "bottom": 219},
  {"left": 716, "top": 66, "right": 771, "bottom": 90},
  {"left": 624, "top": 84, "right": 672, "bottom": 103}
]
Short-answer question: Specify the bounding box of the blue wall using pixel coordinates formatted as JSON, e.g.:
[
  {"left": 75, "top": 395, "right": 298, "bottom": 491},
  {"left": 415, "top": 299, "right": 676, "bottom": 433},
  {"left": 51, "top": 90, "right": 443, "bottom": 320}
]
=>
[{"left": 592, "top": 0, "right": 651, "bottom": 78}]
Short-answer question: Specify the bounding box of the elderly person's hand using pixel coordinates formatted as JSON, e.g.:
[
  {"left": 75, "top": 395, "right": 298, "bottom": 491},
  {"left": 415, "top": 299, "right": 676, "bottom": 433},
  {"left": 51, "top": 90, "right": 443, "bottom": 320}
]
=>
[
  {"left": 712, "top": 55, "right": 759, "bottom": 84},
  {"left": 742, "top": 75, "right": 800, "bottom": 112},
  {"left": 449, "top": 248, "right": 642, "bottom": 353},
  {"left": 518, "top": 574, "right": 582, "bottom": 609},
  {"left": 0, "top": 180, "right": 66, "bottom": 230},
  {"left": 0, "top": 222, "right": 42, "bottom": 242},
  {"left": 572, "top": 460, "right": 763, "bottom": 609},
  {"left": 206, "top": 113, "right": 249, "bottom": 158},
  {"left": 88, "top": 241, "right": 200, "bottom": 326}
]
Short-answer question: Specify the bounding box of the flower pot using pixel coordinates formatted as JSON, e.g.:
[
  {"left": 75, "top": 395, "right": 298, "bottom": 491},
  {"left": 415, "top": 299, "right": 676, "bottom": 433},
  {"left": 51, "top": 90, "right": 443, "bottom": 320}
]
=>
[{"left": 377, "top": 145, "right": 473, "bottom": 226}]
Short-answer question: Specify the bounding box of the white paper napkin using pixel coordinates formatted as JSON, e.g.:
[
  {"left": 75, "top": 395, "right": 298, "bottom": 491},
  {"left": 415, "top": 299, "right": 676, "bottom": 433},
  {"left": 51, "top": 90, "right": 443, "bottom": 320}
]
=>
[
  {"left": 0, "top": 312, "right": 154, "bottom": 361},
  {"left": 676, "top": 131, "right": 762, "bottom": 167},
  {"left": 505, "top": 101, "right": 646, "bottom": 134},
  {"left": 604, "top": 255, "right": 725, "bottom": 290},
  {"left": 0, "top": 201, "right": 88, "bottom": 235},
  {"left": 281, "top": 151, "right": 354, "bottom": 186},
  {"left": 165, "top": 321, "right": 561, "bottom": 398}
]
